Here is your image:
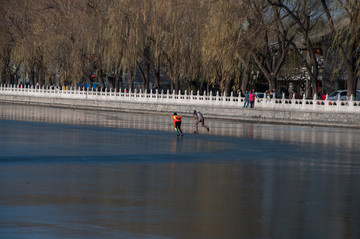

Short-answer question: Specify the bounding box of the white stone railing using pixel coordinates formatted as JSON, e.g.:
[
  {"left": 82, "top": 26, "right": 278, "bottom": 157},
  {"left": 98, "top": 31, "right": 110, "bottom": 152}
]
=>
[{"left": 1, "top": 84, "right": 360, "bottom": 113}]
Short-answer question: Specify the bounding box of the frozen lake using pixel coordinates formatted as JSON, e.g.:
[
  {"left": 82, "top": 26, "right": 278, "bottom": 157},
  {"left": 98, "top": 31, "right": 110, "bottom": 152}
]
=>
[{"left": 0, "top": 104, "right": 359, "bottom": 239}]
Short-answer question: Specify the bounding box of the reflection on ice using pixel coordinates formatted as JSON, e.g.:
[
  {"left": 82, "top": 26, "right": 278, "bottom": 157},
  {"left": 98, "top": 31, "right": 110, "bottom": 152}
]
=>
[{"left": 1, "top": 103, "right": 359, "bottom": 149}]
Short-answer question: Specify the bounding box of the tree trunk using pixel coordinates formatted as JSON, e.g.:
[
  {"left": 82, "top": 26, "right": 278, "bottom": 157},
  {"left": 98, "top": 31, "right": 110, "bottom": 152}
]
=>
[
  {"left": 137, "top": 61, "right": 150, "bottom": 92},
  {"left": 143, "top": 62, "right": 150, "bottom": 91},
  {"left": 168, "top": 61, "right": 179, "bottom": 93},
  {"left": 29, "top": 67, "right": 35, "bottom": 86},
  {"left": 172, "top": 75, "right": 179, "bottom": 93},
  {"left": 38, "top": 65, "right": 45, "bottom": 86},
  {"left": 347, "top": 65, "right": 357, "bottom": 98},
  {"left": 154, "top": 67, "right": 160, "bottom": 89},
  {"left": 240, "top": 68, "right": 249, "bottom": 93},
  {"left": 152, "top": 57, "right": 161, "bottom": 89},
  {"left": 128, "top": 69, "right": 134, "bottom": 91},
  {"left": 222, "top": 77, "right": 231, "bottom": 96},
  {"left": 206, "top": 78, "right": 210, "bottom": 94},
  {"left": 264, "top": 75, "right": 276, "bottom": 91},
  {"left": 115, "top": 71, "right": 121, "bottom": 92}
]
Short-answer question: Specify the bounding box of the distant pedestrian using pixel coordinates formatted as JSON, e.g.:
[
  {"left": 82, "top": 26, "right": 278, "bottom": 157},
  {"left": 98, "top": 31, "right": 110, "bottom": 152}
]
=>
[
  {"left": 193, "top": 110, "right": 209, "bottom": 134},
  {"left": 273, "top": 88, "right": 277, "bottom": 98},
  {"left": 237, "top": 89, "right": 241, "bottom": 97},
  {"left": 243, "top": 90, "right": 249, "bottom": 108},
  {"left": 172, "top": 112, "right": 183, "bottom": 136},
  {"left": 249, "top": 90, "right": 255, "bottom": 108},
  {"left": 321, "top": 91, "right": 327, "bottom": 100}
]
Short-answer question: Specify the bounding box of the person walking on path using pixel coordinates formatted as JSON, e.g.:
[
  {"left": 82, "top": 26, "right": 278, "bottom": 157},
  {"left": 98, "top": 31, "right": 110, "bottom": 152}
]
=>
[
  {"left": 243, "top": 90, "right": 249, "bottom": 108},
  {"left": 193, "top": 110, "right": 209, "bottom": 133},
  {"left": 172, "top": 112, "right": 183, "bottom": 136}
]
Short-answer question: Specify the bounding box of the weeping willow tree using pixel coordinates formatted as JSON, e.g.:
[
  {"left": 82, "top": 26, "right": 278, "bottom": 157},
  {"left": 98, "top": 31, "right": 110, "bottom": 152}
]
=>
[
  {"left": 152, "top": 0, "right": 193, "bottom": 92},
  {"left": 131, "top": 0, "right": 154, "bottom": 92},
  {"left": 104, "top": 0, "right": 131, "bottom": 91},
  {"left": 0, "top": 0, "right": 41, "bottom": 85},
  {"left": 0, "top": 1, "right": 15, "bottom": 85},
  {"left": 201, "top": 0, "right": 248, "bottom": 96},
  {"left": 175, "top": 0, "right": 203, "bottom": 93},
  {"left": 148, "top": 0, "right": 204, "bottom": 92},
  {"left": 16, "top": 0, "right": 100, "bottom": 87}
]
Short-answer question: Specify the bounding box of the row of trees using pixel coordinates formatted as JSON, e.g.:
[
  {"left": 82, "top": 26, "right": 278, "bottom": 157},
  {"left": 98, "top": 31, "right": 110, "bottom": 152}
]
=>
[{"left": 0, "top": 0, "right": 359, "bottom": 96}]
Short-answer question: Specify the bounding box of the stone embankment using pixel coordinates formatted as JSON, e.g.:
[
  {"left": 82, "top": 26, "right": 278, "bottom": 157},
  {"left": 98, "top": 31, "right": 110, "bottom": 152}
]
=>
[{"left": 0, "top": 85, "right": 359, "bottom": 128}]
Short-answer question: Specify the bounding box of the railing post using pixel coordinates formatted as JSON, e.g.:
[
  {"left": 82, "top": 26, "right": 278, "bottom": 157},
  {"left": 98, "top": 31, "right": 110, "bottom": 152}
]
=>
[
  {"left": 301, "top": 93, "right": 306, "bottom": 108},
  {"left": 349, "top": 95, "right": 353, "bottom": 111},
  {"left": 336, "top": 94, "right": 341, "bottom": 111},
  {"left": 281, "top": 93, "right": 285, "bottom": 106},
  {"left": 291, "top": 93, "right": 295, "bottom": 105},
  {"left": 312, "top": 94, "right": 317, "bottom": 109},
  {"left": 324, "top": 94, "right": 329, "bottom": 110}
]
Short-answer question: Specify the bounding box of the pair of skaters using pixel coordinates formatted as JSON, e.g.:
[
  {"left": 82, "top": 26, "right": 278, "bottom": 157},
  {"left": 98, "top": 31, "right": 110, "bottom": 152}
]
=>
[{"left": 172, "top": 110, "right": 210, "bottom": 136}]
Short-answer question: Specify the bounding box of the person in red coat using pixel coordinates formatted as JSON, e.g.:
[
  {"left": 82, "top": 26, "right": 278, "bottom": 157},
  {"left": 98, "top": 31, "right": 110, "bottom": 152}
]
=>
[{"left": 249, "top": 90, "right": 256, "bottom": 108}]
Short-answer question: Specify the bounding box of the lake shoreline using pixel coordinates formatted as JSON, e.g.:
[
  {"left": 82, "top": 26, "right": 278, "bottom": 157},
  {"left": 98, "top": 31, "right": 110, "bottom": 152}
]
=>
[{"left": 1, "top": 97, "right": 359, "bottom": 129}]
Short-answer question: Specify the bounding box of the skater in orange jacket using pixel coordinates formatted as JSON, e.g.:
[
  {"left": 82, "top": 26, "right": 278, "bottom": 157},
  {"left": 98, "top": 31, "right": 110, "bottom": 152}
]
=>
[{"left": 172, "top": 112, "right": 183, "bottom": 136}]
